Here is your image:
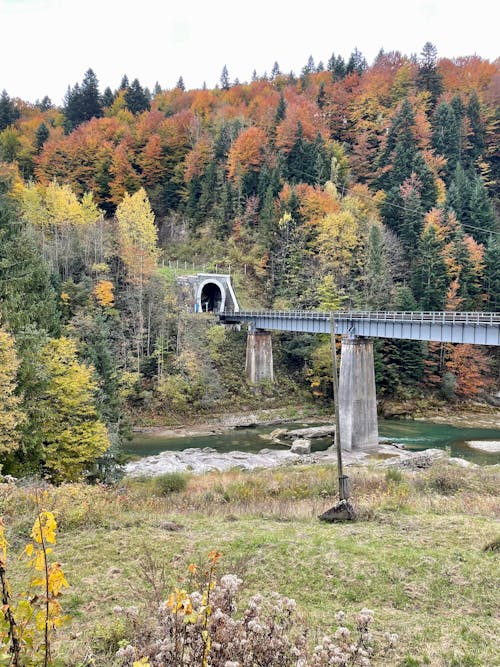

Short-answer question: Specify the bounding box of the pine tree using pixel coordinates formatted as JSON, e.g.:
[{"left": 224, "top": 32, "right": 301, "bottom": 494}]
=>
[
  {"left": 0, "top": 90, "right": 19, "bottom": 131},
  {"left": 411, "top": 222, "right": 448, "bottom": 310},
  {"left": 102, "top": 86, "right": 115, "bottom": 108},
  {"left": 271, "top": 61, "right": 281, "bottom": 79},
  {"left": 35, "top": 122, "right": 49, "bottom": 153},
  {"left": 483, "top": 237, "right": 500, "bottom": 311},
  {"left": 432, "top": 101, "right": 460, "bottom": 181},
  {"left": 416, "top": 42, "right": 443, "bottom": 108},
  {"left": 220, "top": 65, "right": 230, "bottom": 90},
  {"left": 176, "top": 76, "right": 185, "bottom": 91},
  {"left": 346, "top": 48, "right": 367, "bottom": 76},
  {"left": 124, "top": 78, "right": 150, "bottom": 114},
  {"left": 466, "top": 90, "right": 485, "bottom": 164},
  {"left": 63, "top": 69, "right": 102, "bottom": 131},
  {"left": 469, "top": 175, "right": 497, "bottom": 245}
]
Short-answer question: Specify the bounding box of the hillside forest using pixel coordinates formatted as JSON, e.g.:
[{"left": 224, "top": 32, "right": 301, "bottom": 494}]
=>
[{"left": 0, "top": 43, "right": 499, "bottom": 481}]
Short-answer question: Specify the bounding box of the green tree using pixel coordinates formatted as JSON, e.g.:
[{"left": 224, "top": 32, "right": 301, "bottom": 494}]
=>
[
  {"left": 483, "top": 237, "right": 500, "bottom": 311},
  {"left": 220, "top": 65, "right": 230, "bottom": 90},
  {"left": 432, "top": 102, "right": 460, "bottom": 181},
  {"left": 469, "top": 175, "right": 497, "bottom": 245},
  {"left": 411, "top": 222, "right": 448, "bottom": 310},
  {"left": 124, "top": 78, "right": 151, "bottom": 114},
  {"left": 63, "top": 68, "right": 102, "bottom": 131},
  {"left": 416, "top": 42, "right": 443, "bottom": 108},
  {"left": 0, "top": 90, "right": 19, "bottom": 131},
  {"left": 35, "top": 122, "right": 50, "bottom": 153},
  {"left": 466, "top": 90, "right": 485, "bottom": 164},
  {"left": 0, "top": 326, "right": 25, "bottom": 457}
]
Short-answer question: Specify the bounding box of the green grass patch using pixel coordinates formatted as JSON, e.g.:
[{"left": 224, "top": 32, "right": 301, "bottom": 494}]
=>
[{"left": 0, "top": 462, "right": 498, "bottom": 665}]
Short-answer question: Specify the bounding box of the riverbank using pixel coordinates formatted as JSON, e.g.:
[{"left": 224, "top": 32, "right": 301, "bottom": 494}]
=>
[{"left": 133, "top": 401, "right": 500, "bottom": 439}]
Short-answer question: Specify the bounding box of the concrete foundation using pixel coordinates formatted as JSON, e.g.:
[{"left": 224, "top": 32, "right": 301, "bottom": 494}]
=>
[
  {"left": 246, "top": 330, "right": 274, "bottom": 383},
  {"left": 338, "top": 336, "right": 378, "bottom": 451}
]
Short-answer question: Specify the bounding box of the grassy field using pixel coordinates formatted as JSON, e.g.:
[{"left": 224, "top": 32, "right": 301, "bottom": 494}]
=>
[{"left": 1, "top": 461, "right": 498, "bottom": 666}]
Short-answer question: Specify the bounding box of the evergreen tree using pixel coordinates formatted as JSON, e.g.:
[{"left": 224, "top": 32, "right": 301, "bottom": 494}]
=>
[
  {"left": 316, "top": 82, "right": 326, "bottom": 109},
  {"left": 37, "top": 95, "right": 53, "bottom": 112},
  {"left": 220, "top": 65, "right": 230, "bottom": 90},
  {"left": 119, "top": 74, "right": 130, "bottom": 90},
  {"left": 400, "top": 177, "right": 425, "bottom": 255},
  {"left": 63, "top": 69, "right": 102, "bottom": 131},
  {"left": 411, "top": 223, "right": 448, "bottom": 310},
  {"left": 346, "top": 48, "right": 367, "bottom": 76},
  {"left": 35, "top": 122, "right": 49, "bottom": 153},
  {"left": 124, "top": 78, "right": 150, "bottom": 114},
  {"left": 0, "top": 90, "right": 19, "bottom": 131},
  {"left": 483, "top": 237, "right": 500, "bottom": 311},
  {"left": 451, "top": 231, "right": 481, "bottom": 310},
  {"left": 80, "top": 68, "right": 102, "bottom": 119},
  {"left": 432, "top": 101, "right": 460, "bottom": 180},
  {"left": 468, "top": 175, "right": 497, "bottom": 245},
  {"left": 416, "top": 42, "right": 443, "bottom": 108},
  {"left": 102, "top": 86, "right": 115, "bottom": 108},
  {"left": 446, "top": 162, "right": 472, "bottom": 225},
  {"left": 271, "top": 61, "right": 281, "bottom": 79},
  {"left": 176, "top": 76, "right": 185, "bottom": 91},
  {"left": 466, "top": 90, "right": 485, "bottom": 163},
  {"left": 276, "top": 92, "right": 287, "bottom": 124}
]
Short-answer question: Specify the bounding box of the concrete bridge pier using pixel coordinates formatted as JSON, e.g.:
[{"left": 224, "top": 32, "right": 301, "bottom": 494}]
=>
[
  {"left": 246, "top": 328, "right": 274, "bottom": 383},
  {"left": 338, "top": 335, "right": 378, "bottom": 451}
]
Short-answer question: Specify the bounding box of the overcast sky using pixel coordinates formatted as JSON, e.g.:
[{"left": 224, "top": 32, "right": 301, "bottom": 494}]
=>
[{"left": 1, "top": 0, "right": 498, "bottom": 104}]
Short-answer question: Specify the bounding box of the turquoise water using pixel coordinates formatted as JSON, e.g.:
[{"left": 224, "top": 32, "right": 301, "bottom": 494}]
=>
[{"left": 126, "top": 419, "right": 500, "bottom": 465}]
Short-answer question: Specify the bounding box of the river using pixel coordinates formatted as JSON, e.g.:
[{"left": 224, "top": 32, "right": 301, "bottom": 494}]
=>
[{"left": 126, "top": 419, "right": 500, "bottom": 465}]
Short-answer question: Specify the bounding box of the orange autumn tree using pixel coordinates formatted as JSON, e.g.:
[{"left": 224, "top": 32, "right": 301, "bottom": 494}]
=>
[
  {"left": 445, "top": 344, "right": 492, "bottom": 398},
  {"left": 227, "top": 126, "right": 267, "bottom": 181}
]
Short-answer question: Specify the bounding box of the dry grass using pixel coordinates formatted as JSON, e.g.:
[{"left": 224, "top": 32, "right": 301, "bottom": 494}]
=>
[{"left": 0, "top": 461, "right": 498, "bottom": 666}]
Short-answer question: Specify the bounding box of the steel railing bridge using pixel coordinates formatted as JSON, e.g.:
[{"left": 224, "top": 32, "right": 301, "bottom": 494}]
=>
[{"left": 219, "top": 310, "right": 500, "bottom": 346}]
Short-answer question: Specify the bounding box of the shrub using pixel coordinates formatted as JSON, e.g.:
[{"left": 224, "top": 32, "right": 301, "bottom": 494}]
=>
[{"left": 153, "top": 472, "right": 188, "bottom": 496}]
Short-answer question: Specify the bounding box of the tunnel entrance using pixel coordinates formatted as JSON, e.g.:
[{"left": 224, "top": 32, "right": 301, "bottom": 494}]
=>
[{"left": 200, "top": 282, "right": 223, "bottom": 312}]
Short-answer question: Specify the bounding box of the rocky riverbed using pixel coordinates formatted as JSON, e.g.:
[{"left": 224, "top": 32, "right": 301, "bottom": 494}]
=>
[{"left": 124, "top": 442, "right": 468, "bottom": 477}]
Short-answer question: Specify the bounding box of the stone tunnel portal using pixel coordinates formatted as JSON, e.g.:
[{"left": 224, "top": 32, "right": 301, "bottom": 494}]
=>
[{"left": 200, "top": 282, "right": 223, "bottom": 312}]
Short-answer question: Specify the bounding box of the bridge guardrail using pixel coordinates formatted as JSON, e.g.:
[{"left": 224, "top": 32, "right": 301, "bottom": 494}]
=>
[{"left": 220, "top": 310, "right": 500, "bottom": 325}]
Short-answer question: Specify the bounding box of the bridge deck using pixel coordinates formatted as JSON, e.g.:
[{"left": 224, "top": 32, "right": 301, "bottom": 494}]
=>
[{"left": 219, "top": 311, "right": 500, "bottom": 346}]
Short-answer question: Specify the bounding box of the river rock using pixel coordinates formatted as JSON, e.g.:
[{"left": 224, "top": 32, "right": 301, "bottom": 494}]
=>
[
  {"left": 284, "top": 425, "right": 335, "bottom": 439},
  {"left": 380, "top": 448, "right": 448, "bottom": 470},
  {"left": 448, "top": 457, "right": 477, "bottom": 468},
  {"left": 291, "top": 438, "right": 311, "bottom": 454},
  {"left": 466, "top": 441, "right": 500, "bottom": 453}
]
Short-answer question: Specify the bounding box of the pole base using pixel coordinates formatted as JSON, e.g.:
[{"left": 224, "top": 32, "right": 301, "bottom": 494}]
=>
[{"left": 318, "top": 499, "right": 356, "bottom": 522}]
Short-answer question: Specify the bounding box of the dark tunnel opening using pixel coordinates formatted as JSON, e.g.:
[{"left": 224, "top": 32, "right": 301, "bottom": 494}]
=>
[{"left": 200, "top": 283, "right": 223, "bottom": 312}]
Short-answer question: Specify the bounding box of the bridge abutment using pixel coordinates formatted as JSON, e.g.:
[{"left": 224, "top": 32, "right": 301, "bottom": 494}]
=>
[
  {"left": 338, "top": 336, "right": 378, "bottom": 451},
  {"left": 246, "top": 329, "right": 274, "bottom": 383}
]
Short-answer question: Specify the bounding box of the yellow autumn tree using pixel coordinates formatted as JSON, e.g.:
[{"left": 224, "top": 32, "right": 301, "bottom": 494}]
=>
[
  {"left": 116, "top": 188, "right": 159, "bottom": 371},
  {"left": 38, "top": 337, "right": 110, "bottom": 482},
  {"left": 0, "top": 326, "right": 25, "bottom": 457},
  {"left": 93, "top": 279, "right": 115, "bottom": 307},
  {"left": 19, "top": 181, "right": 103, "bottom": 279}
]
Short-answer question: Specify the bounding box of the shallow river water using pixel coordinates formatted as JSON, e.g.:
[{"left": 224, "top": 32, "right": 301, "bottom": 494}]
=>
[{"left": 127, "top": 419, "right": 500, "bottom": 465}]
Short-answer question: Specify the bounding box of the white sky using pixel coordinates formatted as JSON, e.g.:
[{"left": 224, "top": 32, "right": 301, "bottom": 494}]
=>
[{"left": 1, "top": 0, "right": 499, "bottom": 104}]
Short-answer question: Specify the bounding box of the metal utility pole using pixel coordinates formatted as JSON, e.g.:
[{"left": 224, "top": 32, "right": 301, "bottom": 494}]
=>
[
  {"left": 330, "top": 314, "right": 349, "bottom": 501},
  {"left": 318, "top": 314, "right": 355, "bottom": 521}
]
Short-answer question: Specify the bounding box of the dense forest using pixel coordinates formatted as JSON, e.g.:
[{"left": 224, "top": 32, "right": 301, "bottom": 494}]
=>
[{"left": 0, "top": 43, "right": 499, "bottom": 480}]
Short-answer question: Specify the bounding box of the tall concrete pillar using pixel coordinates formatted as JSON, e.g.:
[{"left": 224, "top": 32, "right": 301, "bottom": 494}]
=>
[
  {"left": 338, "top": 336, "right": 378, "bottom": 451},
  {"left": 246, "top": 329, "right": 274, "bottom": 383}
]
